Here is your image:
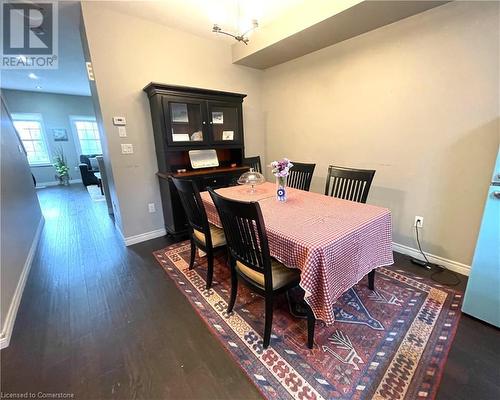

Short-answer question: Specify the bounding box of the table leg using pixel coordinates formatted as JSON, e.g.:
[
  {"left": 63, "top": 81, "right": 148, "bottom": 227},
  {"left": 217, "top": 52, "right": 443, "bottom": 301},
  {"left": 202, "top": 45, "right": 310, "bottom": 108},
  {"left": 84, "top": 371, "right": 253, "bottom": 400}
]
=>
[
  {"left": 286, "top": 289, "right": 309, "bottom": 318},
  {"left": 368, "top": 270, "right": 375, "bottom": 290}
]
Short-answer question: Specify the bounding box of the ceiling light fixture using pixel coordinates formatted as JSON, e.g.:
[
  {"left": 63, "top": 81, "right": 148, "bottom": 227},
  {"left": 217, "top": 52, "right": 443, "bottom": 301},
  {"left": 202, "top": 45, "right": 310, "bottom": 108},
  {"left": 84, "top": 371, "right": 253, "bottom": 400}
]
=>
[
  {"left": 28, "top": 73, "right": 39, "bottom": 80},
  {"left": 212, "top": 18, "right": 258, "bottom": 45}
]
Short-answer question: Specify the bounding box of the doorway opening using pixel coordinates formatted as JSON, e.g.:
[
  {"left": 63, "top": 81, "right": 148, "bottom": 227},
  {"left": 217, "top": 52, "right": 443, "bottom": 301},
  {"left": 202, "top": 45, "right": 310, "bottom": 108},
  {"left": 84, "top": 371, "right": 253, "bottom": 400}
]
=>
[{"left": 1, "top": 1, "right": 114, "bottom": 218}]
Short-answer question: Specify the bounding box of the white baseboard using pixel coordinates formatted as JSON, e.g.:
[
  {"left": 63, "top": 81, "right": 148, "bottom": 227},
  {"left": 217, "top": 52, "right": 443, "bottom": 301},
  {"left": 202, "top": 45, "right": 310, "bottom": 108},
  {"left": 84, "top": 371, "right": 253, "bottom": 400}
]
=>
[
  {"left": 123, "top": 228, "right": 167, "bottom": 246},
  {"left": 392, "top": 242, "right": 471, "bottom": 276},
  {"left": 36, "top": 179, "right": 82, "bottom": 188},
  {"left": 0, "top": 216, "right": 45, "bottom": 349}
]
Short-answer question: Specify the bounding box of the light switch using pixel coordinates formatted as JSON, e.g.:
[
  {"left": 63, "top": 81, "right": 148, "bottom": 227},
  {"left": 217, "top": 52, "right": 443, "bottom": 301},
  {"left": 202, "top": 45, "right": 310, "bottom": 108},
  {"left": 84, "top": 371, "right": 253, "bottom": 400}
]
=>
[
  {"left": 121, "top": 144, "right": 134, "bottom": 154},
  {"left": 118, "top": 126, "right": 127, "bottom": 137},
  {"left": 113, "top": 116, "right": 126, "bottom": 126}
]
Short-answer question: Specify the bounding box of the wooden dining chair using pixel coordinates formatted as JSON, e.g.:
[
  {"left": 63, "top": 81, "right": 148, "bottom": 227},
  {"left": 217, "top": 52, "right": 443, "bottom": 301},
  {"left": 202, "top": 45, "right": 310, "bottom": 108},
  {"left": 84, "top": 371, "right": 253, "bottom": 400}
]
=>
[
  {"left": 208, "top": 188, "right": 315, "bottom": 349},
  {"left": 243, "top": 156, "right": 262, "bottom": 174},
  {"left": 288, "top": 162, "right": 316, "bottom": 191},
  {"left": 324, "top": 165, "right": 376, "bottom": 204},
  {"left": 171, "top": 177, "right": 226, "bottom": 289}
]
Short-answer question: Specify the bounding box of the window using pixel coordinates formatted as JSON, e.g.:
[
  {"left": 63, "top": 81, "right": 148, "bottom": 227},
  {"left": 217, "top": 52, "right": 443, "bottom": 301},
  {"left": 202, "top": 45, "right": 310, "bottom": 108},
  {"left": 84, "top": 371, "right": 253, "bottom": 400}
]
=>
[
  {"left": 12, "top": 115, "right": 51, "bottom": 165},
  {"left": 72, "top": 117, "right": 102, "bottom": 155}
]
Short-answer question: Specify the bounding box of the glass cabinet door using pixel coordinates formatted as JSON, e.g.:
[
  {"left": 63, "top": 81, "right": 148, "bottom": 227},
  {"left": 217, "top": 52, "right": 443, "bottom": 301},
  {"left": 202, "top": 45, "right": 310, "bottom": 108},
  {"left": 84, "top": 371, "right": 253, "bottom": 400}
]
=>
[
  {"left": 208, "top": 103, "right": 241, "bottom": 144},
  {"left": 164, "top": 98, "right": 207, "bottom": 145}
]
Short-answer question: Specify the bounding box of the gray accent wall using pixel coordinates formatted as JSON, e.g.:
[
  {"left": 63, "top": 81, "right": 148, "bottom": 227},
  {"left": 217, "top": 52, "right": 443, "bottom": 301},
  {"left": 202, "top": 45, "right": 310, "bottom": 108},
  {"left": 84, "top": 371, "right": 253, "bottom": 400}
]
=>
[
  {"left": 262, "top": 1, "right": 499, "bottom": 266},
  {"left": 1, "top": 97, "right": 43, "bottom": 338},
  {"left": 2, "top": 90, "right": 96, "bottom": 185}
]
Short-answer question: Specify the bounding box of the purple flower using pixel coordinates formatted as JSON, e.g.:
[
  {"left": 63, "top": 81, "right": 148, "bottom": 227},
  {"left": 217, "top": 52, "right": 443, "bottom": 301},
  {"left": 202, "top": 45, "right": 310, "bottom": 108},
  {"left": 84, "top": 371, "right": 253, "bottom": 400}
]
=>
[{"left": 270, "top": 158, "right": 293, "bottom": 177}]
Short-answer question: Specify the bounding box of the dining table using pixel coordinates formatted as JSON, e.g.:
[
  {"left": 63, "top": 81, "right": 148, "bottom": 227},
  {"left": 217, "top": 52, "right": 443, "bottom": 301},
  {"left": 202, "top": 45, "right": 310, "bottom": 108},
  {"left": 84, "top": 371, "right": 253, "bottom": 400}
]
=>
[{"left": 200, "top": 181, "right": 394, "bottom": 324}]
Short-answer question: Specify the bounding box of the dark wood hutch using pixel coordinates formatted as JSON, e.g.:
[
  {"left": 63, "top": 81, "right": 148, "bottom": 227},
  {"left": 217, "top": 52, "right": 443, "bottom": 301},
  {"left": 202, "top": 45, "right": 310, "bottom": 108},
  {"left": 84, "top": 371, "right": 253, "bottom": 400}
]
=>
[{"left": 143, "top": 83, "right": 249, "bottom": 235}]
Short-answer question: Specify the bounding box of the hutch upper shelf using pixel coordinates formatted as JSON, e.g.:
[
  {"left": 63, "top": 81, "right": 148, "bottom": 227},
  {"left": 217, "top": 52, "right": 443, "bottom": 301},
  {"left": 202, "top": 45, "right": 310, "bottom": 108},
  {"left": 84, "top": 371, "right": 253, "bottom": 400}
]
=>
[{"left": 144, "top": 83, "right": 246, "bottom": 149}]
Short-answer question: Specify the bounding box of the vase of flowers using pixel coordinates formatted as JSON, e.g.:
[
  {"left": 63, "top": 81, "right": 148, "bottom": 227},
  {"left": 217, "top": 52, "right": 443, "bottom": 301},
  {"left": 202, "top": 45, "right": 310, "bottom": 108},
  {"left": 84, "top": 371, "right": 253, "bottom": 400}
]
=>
[
  {"left": 53, "top": 148, "right": 70, "bottom": 186},
  {"left": 271, "top": 158, "right": 293, "bottom": 202}
]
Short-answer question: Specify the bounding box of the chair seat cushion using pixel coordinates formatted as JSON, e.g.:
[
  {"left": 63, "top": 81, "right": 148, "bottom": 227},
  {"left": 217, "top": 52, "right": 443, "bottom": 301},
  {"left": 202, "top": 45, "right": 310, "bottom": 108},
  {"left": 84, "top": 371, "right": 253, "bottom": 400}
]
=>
[
  {"left": 193, "top": 225, "right": 226, "bottom": 248},
  {"left": 236, "top": 259, "right": 300, "bottom": 289}
]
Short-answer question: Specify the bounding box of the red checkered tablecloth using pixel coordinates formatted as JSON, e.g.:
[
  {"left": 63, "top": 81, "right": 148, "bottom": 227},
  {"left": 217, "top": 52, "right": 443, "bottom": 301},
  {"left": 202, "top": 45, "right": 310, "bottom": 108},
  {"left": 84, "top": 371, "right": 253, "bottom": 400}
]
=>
[{"left": 200, "top": 182, "right": 394, "bottom": 324}]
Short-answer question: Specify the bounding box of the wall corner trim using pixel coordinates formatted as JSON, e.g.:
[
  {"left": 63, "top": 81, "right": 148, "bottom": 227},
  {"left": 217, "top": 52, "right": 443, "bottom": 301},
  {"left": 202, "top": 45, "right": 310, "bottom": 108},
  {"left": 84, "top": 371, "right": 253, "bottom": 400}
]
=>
[
  {"left": 123, "top": 228, "right": 167, "bottom": 247},
  {"left": 392, "top": 242, "right": 471, "bottom": 277},
  {"left": 0, "top": 216, "right": 45, "bottom": 349}
]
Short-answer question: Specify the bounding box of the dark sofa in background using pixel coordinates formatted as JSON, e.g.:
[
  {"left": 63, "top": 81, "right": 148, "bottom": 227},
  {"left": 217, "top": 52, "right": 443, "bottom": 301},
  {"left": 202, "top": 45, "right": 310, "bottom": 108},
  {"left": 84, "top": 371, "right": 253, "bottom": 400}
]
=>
[{"left": 79, "top": 154, "right": 101, "bottom": 187}]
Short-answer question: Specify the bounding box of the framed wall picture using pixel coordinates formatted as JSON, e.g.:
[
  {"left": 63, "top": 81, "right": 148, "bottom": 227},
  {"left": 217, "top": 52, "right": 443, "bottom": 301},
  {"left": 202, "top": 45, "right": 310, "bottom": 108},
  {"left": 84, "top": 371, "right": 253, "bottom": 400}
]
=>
[
  {"left": 171, "top": 103, "right": 189, "bottom": 123},
  {"left": 222, "top": 130, "right": 234, "bottom": 141},
  {"left": 52, "top": 128, "right": 68, "bottom": 141},
  {"left": 212, "top": 111, "right": 224, "bottom": 124},
  {"left": 172, "top": 133, "right": 190, "bottom": 142}
]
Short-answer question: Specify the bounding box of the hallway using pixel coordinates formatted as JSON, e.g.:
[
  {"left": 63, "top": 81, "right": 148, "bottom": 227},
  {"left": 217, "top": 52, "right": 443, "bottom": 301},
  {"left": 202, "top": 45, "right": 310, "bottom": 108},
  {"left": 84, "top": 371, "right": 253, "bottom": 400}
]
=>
[
  {"left": 1, "top": 184, "right": 498, "bottom": 399},
  {"left": 0, "top": 184, "right": 261, "bottom": 399}
]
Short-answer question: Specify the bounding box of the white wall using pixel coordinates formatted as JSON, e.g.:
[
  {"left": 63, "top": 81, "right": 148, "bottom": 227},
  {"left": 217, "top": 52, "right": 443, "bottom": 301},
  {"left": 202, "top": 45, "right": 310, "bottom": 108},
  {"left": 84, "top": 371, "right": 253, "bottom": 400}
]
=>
[
  {"left": 2, "top": 90, "right": 96, "bottom": 185},
  {"left": 81, "top": 2, "right": 265, "bottom": 239},
  {"left": 1, "top": 98, "right": 43, "bottom": 347},
  {"left": 262, "top": 1, "right": 499, "bottom": 266}
]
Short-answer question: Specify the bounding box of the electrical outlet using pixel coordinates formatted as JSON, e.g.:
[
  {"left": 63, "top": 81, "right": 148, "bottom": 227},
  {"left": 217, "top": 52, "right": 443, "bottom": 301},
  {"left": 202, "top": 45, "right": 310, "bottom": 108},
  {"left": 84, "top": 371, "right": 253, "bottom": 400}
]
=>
[
  {"left": 148, "top": 203, "right": 156, "bottom": 213},
  {"left": 414, "top": 216, "right": 424, "bottom": 228}
]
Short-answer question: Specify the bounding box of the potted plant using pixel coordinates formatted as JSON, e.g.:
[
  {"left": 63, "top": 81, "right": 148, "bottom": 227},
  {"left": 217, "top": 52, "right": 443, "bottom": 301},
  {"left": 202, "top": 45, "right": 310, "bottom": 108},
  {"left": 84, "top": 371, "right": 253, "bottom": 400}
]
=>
[{"left": 53, "top": 148, "right": 70, "bottom": 186}]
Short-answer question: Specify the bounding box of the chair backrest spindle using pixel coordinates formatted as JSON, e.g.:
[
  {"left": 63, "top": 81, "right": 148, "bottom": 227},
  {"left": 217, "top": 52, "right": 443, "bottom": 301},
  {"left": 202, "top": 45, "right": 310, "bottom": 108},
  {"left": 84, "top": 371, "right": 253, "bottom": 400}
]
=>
[
  {"left": 208, "top": 188, "right": 274, "bottom": 290},
  {"left": 171, "top": 177, "right": 210, "bottom": 237},
  {"left": 242, "top": 156, "right": 262, "bottom": 174},
  {"left": 287, "top": 162, "right": 316, "bottom": 191},
  {"left": 324, "top": 165, "right": 375, "bottom": 203}
]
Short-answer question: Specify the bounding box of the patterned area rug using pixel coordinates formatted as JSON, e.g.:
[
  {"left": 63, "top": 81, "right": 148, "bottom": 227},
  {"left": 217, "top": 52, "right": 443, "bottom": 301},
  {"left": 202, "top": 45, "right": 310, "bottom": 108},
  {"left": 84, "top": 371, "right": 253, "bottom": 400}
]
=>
[{"left": 154, "top": 242, "right": 462, "bottom": 400}]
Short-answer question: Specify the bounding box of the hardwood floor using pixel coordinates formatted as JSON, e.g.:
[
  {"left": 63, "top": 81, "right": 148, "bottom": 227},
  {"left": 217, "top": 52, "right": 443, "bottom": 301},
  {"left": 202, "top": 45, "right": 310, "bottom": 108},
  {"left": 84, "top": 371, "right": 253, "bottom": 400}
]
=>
[{"left": 1, "top": 184, "right": 498, "bottom": 399}]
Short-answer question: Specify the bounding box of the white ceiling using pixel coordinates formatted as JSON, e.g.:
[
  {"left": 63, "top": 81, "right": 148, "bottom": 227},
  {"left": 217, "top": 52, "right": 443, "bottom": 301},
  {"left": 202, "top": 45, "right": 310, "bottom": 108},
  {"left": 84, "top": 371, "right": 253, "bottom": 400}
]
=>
[
  {"left": 0, "top": 0, "right": 306, "bottom": 96},
  {"left": 233, "top": 0, "right": 450, "bottom": 69},
  {"left": 99, "top": 0, "right": 307, "bottom": 42},
  {"left": 0, "top": 1, "right": 91, "bottom": 96},
  {"left": 0, "top": 0, "right": 448, "bottom": 96}
]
